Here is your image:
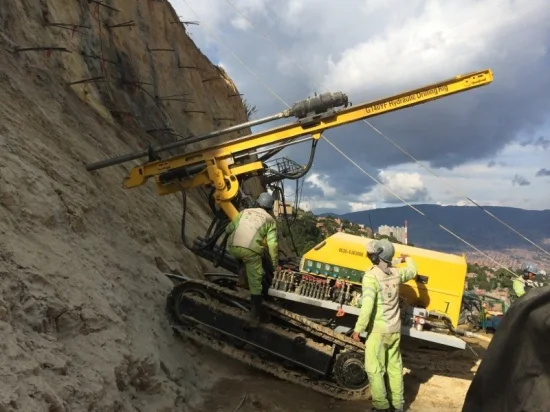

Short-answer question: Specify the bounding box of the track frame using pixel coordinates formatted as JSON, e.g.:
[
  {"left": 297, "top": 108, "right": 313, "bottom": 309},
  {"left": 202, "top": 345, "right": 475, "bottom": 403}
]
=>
[{"left": 166, "top": 278, "right": 372, "bottom": 401}]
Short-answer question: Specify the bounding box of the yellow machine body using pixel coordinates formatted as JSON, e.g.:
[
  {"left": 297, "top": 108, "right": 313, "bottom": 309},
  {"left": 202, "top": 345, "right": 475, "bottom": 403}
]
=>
[{"left": 300, "top": 232, "right": 467, "bottom": 328}]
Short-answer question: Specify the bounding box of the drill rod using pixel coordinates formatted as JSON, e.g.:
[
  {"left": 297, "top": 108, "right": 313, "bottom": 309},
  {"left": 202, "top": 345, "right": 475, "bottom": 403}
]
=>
[{"left": 85, "top": 112, "right": 285, "bottom": 172}]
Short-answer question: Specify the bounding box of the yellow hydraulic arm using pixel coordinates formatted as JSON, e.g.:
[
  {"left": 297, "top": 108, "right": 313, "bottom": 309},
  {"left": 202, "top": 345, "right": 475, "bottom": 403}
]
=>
[{"left": 95, "top": 69, "right": 493, "bottom": 220}]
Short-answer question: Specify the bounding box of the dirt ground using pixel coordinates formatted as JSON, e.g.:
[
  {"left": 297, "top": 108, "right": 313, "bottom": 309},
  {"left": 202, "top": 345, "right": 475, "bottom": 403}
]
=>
[{"left": 188, "top": 335, "right": 489, "bottom": 412}]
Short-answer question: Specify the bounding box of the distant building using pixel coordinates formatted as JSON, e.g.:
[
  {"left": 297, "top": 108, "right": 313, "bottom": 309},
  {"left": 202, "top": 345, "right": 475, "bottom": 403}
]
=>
[
  {"left": 378, "top": 223, "right": 408, "bottom": 244},
  {"left": 273, "top": 200, "right": 293, "bottom": 218}
]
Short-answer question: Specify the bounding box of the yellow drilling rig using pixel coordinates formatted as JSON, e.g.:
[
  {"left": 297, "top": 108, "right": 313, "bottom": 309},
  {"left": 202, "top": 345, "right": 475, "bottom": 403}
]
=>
[{"left": 86, "top": 69, "right": 494, "bottom": 400}]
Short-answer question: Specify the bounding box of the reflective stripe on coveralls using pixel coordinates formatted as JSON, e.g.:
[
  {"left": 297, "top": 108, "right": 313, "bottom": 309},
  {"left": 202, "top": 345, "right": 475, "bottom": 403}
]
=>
[
  {"left": 354, "top": 257, "right": 417, "bottom": 411},
  {"left": 225, "top": 208, "right": 278, "bottom": 295}
]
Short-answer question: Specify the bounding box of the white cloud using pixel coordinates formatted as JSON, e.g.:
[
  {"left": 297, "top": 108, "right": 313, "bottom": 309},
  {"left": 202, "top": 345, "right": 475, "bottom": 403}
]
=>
[
  {"left": 304, "top": 173, "right": 337, "bottom": 197},
  {"left": 436, "top": 199, "right": 504, "bottom": 207},
  {"left": 288, "top": 141, "right": 550, "bottom": 213},
  {"left": 169, "top": 0, "right": 550, "bottom": 214},
  {"left": 297, "top": 139, "right": 550, "bottom": 213},
  {"left": 230, "top": 16, "right": 252, "bottom": 31},
  {"left": 298, "top": 199, "right": 337, "bottom": 211},
  {"left": 393, "top": 142, "right": 550, "bottom": 210},
  {"left": 349, "top": 202, "right": 377, "bottom": 212},
  {"left": 232, "top": 0, "right": 268, "bottom": 15},
  {"left": 294, "top": 170, "right": 430, "bottom": 212},
  {"left": 321, "top": 0, "right": 546, "bottom": 96},
  {"left": 359, "top": 170, "right": 430, "bottom": 204}
]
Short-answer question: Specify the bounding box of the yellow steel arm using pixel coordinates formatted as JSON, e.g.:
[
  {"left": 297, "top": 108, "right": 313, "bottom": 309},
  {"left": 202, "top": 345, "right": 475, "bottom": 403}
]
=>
[{"left": 123, "top": 69, "right": 493, "bottom": 219}]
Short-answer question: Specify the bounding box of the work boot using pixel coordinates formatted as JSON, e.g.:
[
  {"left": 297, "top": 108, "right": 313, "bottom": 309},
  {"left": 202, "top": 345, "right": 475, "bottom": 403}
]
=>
[{"left": 248, "top": 295, "right": 262, "bottom": 329}]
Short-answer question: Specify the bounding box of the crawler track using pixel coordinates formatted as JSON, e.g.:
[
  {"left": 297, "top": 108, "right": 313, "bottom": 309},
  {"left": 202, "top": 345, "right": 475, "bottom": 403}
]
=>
[{"left": 166, "top": 278, "right": 371, "bottom": 401}]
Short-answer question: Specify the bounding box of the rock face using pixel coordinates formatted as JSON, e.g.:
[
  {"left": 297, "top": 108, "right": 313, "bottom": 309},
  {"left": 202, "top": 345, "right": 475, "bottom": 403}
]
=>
[
  {"left": 1, "top": 0, "right": 252, "bottom": 150},
  {"left": 0, "top": 1, "right": 263, "bottom": 411}
]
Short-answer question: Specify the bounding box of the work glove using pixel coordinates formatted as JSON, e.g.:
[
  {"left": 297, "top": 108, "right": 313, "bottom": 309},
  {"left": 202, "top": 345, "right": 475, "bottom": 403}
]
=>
[{"left": 392, "top": 254, "right": 410, "bottom": 265}]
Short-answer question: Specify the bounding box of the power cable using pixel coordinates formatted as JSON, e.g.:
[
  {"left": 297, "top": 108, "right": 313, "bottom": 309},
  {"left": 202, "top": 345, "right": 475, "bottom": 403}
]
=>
[
  {"left": 322, "top": 138, "right": 520, "bottom": 278},
  {"left": 180, "top": 0, "right": 522, "bottom": 278},
  {"left": 222, "top": 0, "right": 550, "bottom": 259}
]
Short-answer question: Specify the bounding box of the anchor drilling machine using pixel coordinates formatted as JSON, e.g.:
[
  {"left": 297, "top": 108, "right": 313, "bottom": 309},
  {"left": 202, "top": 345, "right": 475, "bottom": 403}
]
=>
[{"left": 86, "top": 69, "right": 494, "bottom": 400}]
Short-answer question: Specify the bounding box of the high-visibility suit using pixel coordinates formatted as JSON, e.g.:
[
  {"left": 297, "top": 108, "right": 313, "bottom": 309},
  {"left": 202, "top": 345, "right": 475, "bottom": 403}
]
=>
[
  {"left": 512, "top": 278, "right": 542, "bottom": 298},
  {"left": 225, "top": 207, "right": 278, "bottom": 296},
  {"left": 354, "top": 256, "right": 417, "bottom": 411},
  {"left": 513, "top": 262, "right": 543, "bottom": 299}
]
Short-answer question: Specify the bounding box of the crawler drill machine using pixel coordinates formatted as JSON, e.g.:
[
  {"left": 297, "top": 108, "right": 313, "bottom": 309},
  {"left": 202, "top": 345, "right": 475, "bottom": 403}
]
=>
[{"left": 86, "top": 69, "right": 494, "bottom": 400}]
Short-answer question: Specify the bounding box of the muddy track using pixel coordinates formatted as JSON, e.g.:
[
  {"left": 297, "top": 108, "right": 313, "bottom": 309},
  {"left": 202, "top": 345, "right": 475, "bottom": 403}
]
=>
[
  {"left": 178, "top": 278, "right": 365, "bottom": 350},
  {"left": 166, "top": 279, "right": 372, "bottom": 401},
  {"left": 171, "top": 324, "right": 370, "bottom": 401}
]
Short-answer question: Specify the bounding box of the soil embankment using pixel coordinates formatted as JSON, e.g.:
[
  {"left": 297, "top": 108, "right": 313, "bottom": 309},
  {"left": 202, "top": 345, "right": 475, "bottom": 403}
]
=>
[{"left": 0, "top": 1, "right": 482, "bottom": 410}]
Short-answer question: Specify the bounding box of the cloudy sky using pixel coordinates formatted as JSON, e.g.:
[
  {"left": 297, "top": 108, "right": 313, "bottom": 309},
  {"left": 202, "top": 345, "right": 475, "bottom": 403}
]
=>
[{"left": 169, "top": 0, "right": 550, "bottom": 214}]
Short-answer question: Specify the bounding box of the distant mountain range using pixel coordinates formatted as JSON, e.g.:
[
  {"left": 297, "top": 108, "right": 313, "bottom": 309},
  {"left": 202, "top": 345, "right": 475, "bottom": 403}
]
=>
[{"left": 329, "top": 204, "right": 550, "bottom": 254}]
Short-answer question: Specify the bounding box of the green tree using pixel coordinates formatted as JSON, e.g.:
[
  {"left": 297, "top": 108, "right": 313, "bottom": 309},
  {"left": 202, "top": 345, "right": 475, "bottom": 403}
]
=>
[
  {"left": 376, "top": 234, "right": 402, "bottom": 244},
  {"left": 493, "top": 267, "right": 515, "bottom": 293},
  {"left": 467, "top": 263, "right": 483, "bottom": 276},
  {"left": 280, "top": 213, "right": 324, "bottom": 256},
  {"left": 477, "top": 279, "right": 491, "bottom": 291}
]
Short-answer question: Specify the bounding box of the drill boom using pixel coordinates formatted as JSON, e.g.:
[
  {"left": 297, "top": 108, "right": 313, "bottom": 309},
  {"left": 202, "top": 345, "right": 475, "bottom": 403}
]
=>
[
  {"left": 88, "top": 69, "right": 493, "bottom": 220},
  {"left": 123, "top": 70, "right": 493, "bottom": 196}
]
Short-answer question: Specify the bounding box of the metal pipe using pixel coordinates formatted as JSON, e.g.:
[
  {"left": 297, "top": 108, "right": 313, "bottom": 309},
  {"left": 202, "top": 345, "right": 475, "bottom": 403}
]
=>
[
  {"left": 203, "top": 272, "right": 239, "bottom": 278},
  {"left": 164, "top": 273, "right": 190, "bottom": 282},
  {"left": 233, "top": 136, "right": 312, "bottom": 160},
  {"left": 85, "top": 112, "right": 285, "bottom": 171}
]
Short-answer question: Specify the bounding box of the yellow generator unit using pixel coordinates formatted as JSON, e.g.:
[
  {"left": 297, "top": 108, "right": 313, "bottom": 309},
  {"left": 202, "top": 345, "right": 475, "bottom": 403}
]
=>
[
  {"left": 268, "top": 232, "right": 468, "bottom": 349},
  {"left": 299, "top": 232, "right": 467, "bottom": 328}
]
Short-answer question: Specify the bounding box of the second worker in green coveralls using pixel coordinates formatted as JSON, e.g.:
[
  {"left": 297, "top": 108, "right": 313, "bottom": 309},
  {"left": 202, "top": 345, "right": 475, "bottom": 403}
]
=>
[
  {"left": 225, "top": 192, "right": 279, "bottom": 328},
  {"left": 512, "top": 262, "right": 541, "bottom": 299},
  {"left": 352, "top": 239, "right": 417, "bottom": 412}
]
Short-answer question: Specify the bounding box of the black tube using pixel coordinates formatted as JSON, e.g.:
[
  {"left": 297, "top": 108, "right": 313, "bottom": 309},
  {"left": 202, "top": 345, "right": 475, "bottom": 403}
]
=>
[
  {"left": 158, "top": 162, "right": 206, "bottom": 183},
  {"left": 266, "top": 139, "right": 318, "bottom": 180},
  {"left": 85, "top": 112, "right": 285, "bottom": 171}
]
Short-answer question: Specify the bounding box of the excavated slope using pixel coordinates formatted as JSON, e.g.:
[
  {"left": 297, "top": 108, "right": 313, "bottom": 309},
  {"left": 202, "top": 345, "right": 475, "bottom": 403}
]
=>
[
  {"left": 0, "top": 0, "right": 261, "bottom": 410},
  {"left": 0, "top": 1, "right": 483, "bottom": 411}
]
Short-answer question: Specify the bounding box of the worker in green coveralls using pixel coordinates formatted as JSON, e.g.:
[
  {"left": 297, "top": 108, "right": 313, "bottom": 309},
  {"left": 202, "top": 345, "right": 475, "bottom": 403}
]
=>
[
  {"left": 512, "top": 262, "right": 541, "bottom": 298},
  {"left": 352, "top": 239, "right": 417, "bottom": 412},
  {"left": 225, "top": 192, "right": 279, "bottom": 328}
]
